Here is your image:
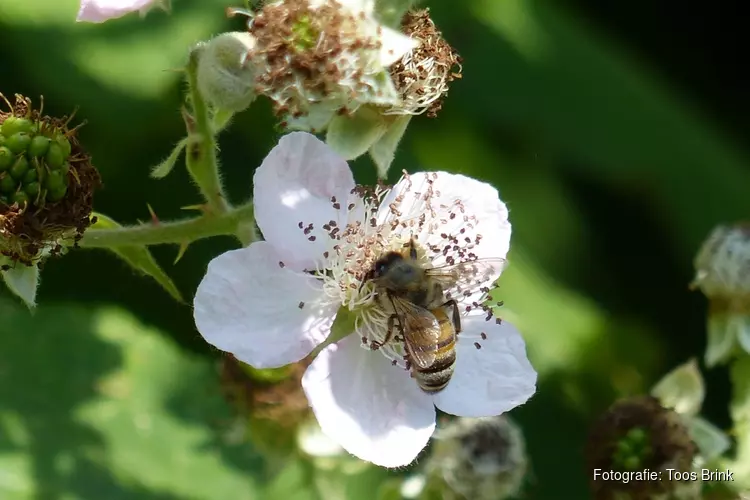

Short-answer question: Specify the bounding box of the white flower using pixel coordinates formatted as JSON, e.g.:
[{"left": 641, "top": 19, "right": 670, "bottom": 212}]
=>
[
  {"left": 76, "top": 0, "right": 168, "bottom": 23},
  {"left": 232, "top": 0, "right": 418, "bottom": 132},
  {"left": 193, "top": 132, "right": 537, "bottom": 467}
]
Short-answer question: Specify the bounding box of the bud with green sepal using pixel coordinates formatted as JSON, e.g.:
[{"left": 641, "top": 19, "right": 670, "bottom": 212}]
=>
[
  {"left": 1, "top": 92, "right": 101, "bottom": 307},
  {"left": 692, "top": 223, "right": 750, "bottom": 366}
]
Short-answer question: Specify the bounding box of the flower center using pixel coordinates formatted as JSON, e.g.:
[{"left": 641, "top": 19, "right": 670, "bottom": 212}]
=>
[
  {"left": 291, "top": 14, "right": 319, "bottom": 52},
  {"left": 296, "top": 172, "right": 502, "bottom": 370}
]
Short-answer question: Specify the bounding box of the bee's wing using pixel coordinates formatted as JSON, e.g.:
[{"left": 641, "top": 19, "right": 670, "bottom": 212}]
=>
[
  {"left": 424, "top": 258, "right": 507, "bottom": 296},
  {"left": 390, "top": 296, "right": 441, "bottom": 369}
]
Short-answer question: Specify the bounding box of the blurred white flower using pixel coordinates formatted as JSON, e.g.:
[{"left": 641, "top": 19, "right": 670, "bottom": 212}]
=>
[
  {"left": 231, "top": 0, "right": 417, "bottom": 132},
  {"left": 427, "top": 416, "right": 528, "bottom": 500},
  {"left": 193, "top": 132, "right": 536, "bottom": 467},
  {"left": 76, "top": 0, "right": 168, "bottom": 23}
]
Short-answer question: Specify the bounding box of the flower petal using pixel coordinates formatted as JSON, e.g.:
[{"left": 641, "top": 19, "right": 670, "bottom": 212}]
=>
[
  {"left": 76, "top": 0, "right": 156, "bottom": 22},
  {"left": 302, "top": 335, "right": 436, "bottom": 467},
  {"left": 384, "top": 171, "right": 511, "bottom": 264},
  {"left": 193, "top": 241, "right": 337, "bottom": 369},
  {"left": 379, "top": 27, "right": 420, "bottom": 67},
  {"left": 433, "top": 314, "right": 536, "bottom": 417},
  {"left": 334, "top": 0, "right": 375, "bottom": 14},
  {"left": 253, "top": 132, "right": 356, "bottom": 270}
]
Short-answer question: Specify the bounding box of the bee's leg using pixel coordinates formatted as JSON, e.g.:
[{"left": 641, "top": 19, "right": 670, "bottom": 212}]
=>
[
  {"left": 441, "top": 299, "right": 462, "bottom": 334},
  {"left": 407, "top": 238, "right": 418, "bottom": 260},
  {"left": 370, "top": 314, "right": 401, "bottom": 350}
]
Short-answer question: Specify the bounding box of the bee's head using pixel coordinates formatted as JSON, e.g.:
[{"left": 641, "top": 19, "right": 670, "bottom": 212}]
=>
[
  {"left": 359, "top": 251, "right": 404, "bottom": 291},
  {"left": 360, "top": 251, "right": 424, "bottom": 293}
]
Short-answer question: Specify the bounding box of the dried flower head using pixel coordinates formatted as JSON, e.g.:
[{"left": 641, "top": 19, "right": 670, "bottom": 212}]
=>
[
  {"left": 692, "top": 223, "right": 750, "bottom": 366},
  {"left": 385, "top": 8, "right": 462, "bottom": 118},
  {"left": 427, "top": 416, "right": 528, "bottom": 500},
  {"left": 586, "top": 396, "right": 698, "bottom": 500},
  {"left": 229, "top": 0, "right": 417, "bottom": 132},
  {"left": 0, "top": 94, "right": 100, "bottom": 268}
]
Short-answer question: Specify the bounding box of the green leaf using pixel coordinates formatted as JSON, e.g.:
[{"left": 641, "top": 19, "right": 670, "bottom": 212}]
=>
[
  {"left": 150, "top": 137, "right": 188, "bottom": 179},
  {"left": 326, "top": 107, "right": 388, "bottom": 161},
  {"left": 651, "top": 358, "right": 705, "bottom": 417},
  {"left": 369, "top": 115, "right": 411, "bottom": 179},
  {"left": 0, "top": 257, "right": 39, "bottom": 309},
  {"left": 88, "top": 213, "right": 183, "bottom": 302},
  {"left": 263, "top": 459, "right": 320, "bottom": 500},
  {"left": 0, "top": 300, "right": 263, "bottom": 499},
  {"left": 471, "top": 0, "right": 750, "bottom": 253},
  {"left": 376, "top": 478, "right": 404, "bottom": 500}
]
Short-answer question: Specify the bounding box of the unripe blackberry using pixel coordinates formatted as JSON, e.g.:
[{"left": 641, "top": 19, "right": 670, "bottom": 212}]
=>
[
  {"left": 0, "top": 93, "right": 101, "bottom": 266},
  {"left": 0, "top": 146, "right": 13, "bottom": 171},
  {"left": 28, "top": 135, "right": 50, "bottom": 158},
  {"left": 9, "top": 156, "right": 29, "bottom": 180},
  {"left": 5, "top": 132, "right": 31, "bottom": 154},
  {"left": 0, "top": 173, "right": 16, "bottom": 193},
  {"left": 1, "top": 116, "right": 33, "bottom": 136},
  {"left": 586, "top": 396, "right": 698, "bottom": 500}
]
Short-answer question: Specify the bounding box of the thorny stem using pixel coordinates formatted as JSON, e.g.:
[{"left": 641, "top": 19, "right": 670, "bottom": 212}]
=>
[
  {"left": 184, "top": 47, "right": 230, "bottom": 214},
  {"left": 78, "top": 201, "right": 255, "bottom": 248}
]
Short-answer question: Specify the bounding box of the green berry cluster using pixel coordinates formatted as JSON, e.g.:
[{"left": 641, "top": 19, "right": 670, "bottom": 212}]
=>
[{"left": 0, "top": 115, "right": 73, "bottom": 208}]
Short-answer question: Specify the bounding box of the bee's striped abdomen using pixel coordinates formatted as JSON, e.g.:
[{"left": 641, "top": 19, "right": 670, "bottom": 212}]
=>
[{"left": 413, "top": 307, "right": 457, "bottom": 394}]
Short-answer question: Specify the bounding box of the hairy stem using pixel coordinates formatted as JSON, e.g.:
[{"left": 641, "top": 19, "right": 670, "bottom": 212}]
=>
[
  {"left": 79, "top": 202, "right": 255, "bottom": 248},
  {"left": 184, "top": 46, "right": 229, "bottom": 213}
]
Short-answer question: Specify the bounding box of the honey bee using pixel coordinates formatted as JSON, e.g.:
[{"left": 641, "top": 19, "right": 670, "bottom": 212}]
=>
[{"left": 362, "top": 238, "right": 506, "bottom": 393}]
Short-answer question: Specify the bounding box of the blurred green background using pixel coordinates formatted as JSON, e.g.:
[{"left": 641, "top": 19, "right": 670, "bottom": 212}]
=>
[{"left": 2, "top": 0, "right": 749, "bottom": 498}]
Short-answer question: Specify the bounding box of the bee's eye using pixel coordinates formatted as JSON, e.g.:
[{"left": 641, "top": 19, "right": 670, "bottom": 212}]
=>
[{"left": 376, "top": 263, "right": 387, "bottom": 275}]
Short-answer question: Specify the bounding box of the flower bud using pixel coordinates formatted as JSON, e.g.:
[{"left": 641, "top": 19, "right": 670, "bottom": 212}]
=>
[
  {"left": 692, "top": 224, "right": 750, "bottom": 366},
  {"left": 586, "top": 396, "right": 698, "bottom": 500},
  {"left": 196, "top": 32, "right": 258, "bottom": 113},
  {"left": 425, "top": 416, "right": 528, "bottom": 500},
  {"left": 0, "top": 93, "right": 101, "bottom": 268},
  {"left": 385, "top": 8, "right": 462, "bottom": 118}
]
